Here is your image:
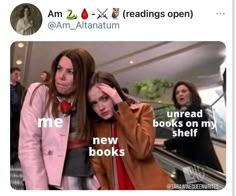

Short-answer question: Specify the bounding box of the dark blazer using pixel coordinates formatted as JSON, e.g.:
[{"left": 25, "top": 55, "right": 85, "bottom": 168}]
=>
[
  {"left": 10, "top": 82, "right": 26, "bottom": 115},
  {"left": 164, "top": 103, "right": 223, "bottom": 172}
]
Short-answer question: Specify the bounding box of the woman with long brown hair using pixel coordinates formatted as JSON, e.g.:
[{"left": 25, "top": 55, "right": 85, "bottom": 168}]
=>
[
  {"left": 19, "top": 48, "right": 99, "bottom": 190},
  {"left": 87, "top": 71, "right": 174, "bottom": 190}
]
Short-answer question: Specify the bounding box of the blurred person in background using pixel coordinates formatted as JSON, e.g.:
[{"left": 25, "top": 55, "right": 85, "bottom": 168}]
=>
[
  {"left": 10, "top": 67, "right": 25, "bottom": 164},
  {"left": 40, "top": 70, "right": 51, "bottom": 83}
]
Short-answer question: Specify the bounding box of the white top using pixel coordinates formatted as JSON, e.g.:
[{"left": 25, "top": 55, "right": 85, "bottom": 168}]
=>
[{"left": 16, "top": 18, "right": 33, "bottom": 35}]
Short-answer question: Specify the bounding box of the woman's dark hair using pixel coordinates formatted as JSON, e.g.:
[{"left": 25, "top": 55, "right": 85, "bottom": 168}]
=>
[
  {"left": 89, "top": 71, "right": 133, "bottom": 104},
  {"left": 19, "top": 5, "right": 31, "bottom": 18},
  {"left": 121, "top": 87, "right": 129, "bottom": 94},
  {"left": 88, "top": 71, "right": 134, "bottom": 120},
  {"left": 172, "top": 80, "right": 201, "bottom": 109}
]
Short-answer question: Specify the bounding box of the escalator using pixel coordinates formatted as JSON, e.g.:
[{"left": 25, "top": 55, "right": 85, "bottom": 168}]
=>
[
  {"left": 153, "top": 146, "right": 226, "bottom": 190},
  {"left": 153, "top": 92, "right": 226, "bottom": 177}
]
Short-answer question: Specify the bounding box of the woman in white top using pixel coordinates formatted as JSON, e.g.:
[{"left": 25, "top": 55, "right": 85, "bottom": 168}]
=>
[{"left": 16, "top": 5, "right": 34, "bottom": 35}]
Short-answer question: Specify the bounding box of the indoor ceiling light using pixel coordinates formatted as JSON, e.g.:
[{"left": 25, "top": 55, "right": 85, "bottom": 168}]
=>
[
  {"left": 129, "top": 60, "right": 134, "bottom": 64},
  {"left": 16, "top": 60, "right": 23, "bottom": 65},
  {"left": 17, "top": 42, "right": 24, "bottom": 48}
]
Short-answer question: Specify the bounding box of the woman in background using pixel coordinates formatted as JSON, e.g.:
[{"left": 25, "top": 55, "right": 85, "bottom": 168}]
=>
[
  {"left": 40, "top": 70, "right": 51, "bottom": 83},
  {"left": 88, "top": 71, "right": 174, "bottom": 190},
  {"left": 156, "top": 81, "right": 223, "bottom": 172}
]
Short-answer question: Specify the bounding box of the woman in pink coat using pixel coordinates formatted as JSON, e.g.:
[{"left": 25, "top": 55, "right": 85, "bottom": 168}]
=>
[{"left": 19, "top": 48, "right": 99, "bottom": 190}]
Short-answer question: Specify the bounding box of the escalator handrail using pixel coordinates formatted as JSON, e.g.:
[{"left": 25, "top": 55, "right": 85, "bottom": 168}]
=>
[
  {"left": 153, "top": 146, "right": 226, "bottom": 183},
  {"left": 211, "top": 136, "right": 226, "bottom": 145}
]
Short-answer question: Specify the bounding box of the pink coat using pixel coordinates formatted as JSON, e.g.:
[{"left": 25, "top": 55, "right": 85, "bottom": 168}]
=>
[{"left": 19, "top": 83, "right": 99, "bottom": 190}]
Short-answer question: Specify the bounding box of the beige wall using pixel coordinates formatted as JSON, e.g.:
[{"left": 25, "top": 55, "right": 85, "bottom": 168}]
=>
[{"left": 213, "top": 143, "right": 226, "bottom": 173}]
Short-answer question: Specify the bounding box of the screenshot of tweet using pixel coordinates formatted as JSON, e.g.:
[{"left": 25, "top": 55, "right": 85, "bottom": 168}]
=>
[{"left": 0, "top": 0, "right": 233, "bottom": 195}]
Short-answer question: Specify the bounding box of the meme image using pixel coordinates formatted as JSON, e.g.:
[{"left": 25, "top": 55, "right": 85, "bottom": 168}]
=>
[{"left": 10, "top": 41, "right": 226, "bottom": 190}]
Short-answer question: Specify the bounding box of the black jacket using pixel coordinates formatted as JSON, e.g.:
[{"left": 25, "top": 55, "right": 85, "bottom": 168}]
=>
[
  {"left": 10, "top": 82, "right": 26, "bottom": 118},
  {"left": 164, "top": 103, "right": 223, "bottom": 172}
]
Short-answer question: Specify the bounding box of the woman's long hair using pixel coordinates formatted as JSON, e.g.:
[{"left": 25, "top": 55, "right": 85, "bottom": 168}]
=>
[
  {"left": 19, "top": 5, "right": 31, "bottom": 18},
  {"left": 31, "top": 48, "right": 95, "bottom": 140}
]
